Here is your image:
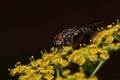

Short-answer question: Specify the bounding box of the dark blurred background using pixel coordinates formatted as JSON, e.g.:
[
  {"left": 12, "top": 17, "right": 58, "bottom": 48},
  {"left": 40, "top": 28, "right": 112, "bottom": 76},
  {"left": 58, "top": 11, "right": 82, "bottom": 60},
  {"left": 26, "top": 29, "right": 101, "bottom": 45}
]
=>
[{"left": 1, "top": 0, "right": 120, "bottom": 80}]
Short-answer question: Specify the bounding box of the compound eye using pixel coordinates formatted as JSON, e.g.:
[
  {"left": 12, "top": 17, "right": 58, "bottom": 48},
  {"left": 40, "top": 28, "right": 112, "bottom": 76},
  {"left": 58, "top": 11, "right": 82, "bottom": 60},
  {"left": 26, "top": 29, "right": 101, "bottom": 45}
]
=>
[{"left": 57, "top": 35, "right": 63, "bottom": 41}]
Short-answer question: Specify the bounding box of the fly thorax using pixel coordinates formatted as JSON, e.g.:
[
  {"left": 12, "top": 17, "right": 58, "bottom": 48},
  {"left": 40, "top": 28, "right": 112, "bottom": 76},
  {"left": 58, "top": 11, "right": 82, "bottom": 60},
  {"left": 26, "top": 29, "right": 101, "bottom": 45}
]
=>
[{"left": 64, "top": 34, "right": 74, "bottom": 46}]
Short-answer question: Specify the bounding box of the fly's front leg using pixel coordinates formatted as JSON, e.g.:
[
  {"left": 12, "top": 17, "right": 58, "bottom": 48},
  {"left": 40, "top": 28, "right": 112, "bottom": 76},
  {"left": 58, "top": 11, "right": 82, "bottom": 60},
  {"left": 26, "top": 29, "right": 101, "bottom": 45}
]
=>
[{"left": 54, "top": 42, "right": 64, "bottom": 53}]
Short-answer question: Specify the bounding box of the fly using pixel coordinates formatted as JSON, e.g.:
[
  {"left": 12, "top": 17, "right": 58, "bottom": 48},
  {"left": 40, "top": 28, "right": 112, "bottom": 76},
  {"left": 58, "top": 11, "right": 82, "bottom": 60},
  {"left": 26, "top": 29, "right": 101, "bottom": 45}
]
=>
[{"left": 54, "top": 22, "right": 104, "bottom": 52}]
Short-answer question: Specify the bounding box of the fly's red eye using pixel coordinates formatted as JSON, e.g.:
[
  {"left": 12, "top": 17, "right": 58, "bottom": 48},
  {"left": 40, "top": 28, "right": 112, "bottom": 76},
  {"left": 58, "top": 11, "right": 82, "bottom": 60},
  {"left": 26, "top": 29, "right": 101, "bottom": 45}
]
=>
[{"left": 57, "top": 35, "right": 63, "bottom": 41}]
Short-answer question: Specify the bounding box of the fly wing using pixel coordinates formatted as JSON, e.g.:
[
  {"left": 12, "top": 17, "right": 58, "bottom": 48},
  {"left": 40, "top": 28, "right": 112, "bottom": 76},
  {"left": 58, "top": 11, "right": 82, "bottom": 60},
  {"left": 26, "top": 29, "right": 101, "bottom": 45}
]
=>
[
  {"left": 79, "top": 21, "right": 104, "bottom": 33},
  {"left": 72, "top": 21, "right": 104, "bottom": 49},
  {"left": 72, "top": 27, "right": 92, "bottom": 49},
  {"left": 81, "top": 21, "right": 104, "bottom": 28}
]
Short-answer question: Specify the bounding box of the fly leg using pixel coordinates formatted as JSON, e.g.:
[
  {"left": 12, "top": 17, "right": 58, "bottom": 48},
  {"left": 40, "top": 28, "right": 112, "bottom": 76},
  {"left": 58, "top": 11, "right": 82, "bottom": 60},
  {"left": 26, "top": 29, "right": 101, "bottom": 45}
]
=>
[{"left": 54, "top": 44, "right": 64, "bottom": 53}]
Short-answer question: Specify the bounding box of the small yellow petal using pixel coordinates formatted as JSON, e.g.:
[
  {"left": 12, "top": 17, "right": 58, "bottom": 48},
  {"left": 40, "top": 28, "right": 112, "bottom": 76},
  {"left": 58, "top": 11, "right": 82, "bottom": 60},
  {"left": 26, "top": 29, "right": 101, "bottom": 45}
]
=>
[
  {"left": 88, "top": 55, "right": 98, "bottom": 61},
  {"left": 44, "top": 74, "right": 54, "bottom": 80},
  {"left": 62, "top": 69, "right": 71, "bottom": 76}
]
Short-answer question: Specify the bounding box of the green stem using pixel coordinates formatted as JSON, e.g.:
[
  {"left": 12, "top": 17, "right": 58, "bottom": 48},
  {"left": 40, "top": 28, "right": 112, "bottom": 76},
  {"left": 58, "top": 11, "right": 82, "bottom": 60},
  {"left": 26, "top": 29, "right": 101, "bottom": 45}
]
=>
[
  {"left": 56, "top": 66, "right": 60, "bottom": 77},
  {"left": 90, "top": 60, "right": 105, "bottom": 78},
  {"left": 55, "top": 63, "right": 60, "bottom": 77}
]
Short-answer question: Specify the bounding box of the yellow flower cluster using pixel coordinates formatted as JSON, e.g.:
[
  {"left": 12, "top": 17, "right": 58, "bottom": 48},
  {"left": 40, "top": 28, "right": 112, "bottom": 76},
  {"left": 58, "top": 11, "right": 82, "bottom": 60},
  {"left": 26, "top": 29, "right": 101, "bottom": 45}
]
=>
[
  {"left": 42, "top": 53, "right": 69, "bottom": 67},
  {"left": 68, "top": 44, "right": 109, "bottom": 63},
  {"left": 92, "top": 21, "right": 120, "bottom": 45},
  {"left": 56, "top": 71, "right": 98, "bottom": 80},
  {"left": 9, "top": 20, "right": 120, "bottom": 80},
  {"left": 9, "top": 56, "right": 55, "bottom": 80}
]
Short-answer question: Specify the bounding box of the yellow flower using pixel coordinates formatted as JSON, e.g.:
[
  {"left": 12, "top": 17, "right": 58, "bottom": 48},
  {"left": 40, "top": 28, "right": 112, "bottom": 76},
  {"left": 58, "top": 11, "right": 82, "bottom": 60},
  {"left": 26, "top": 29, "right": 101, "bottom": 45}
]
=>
[
  {"left": 33, "top": 74, "right": 42, "bottom": 80},
  {"left": 18, "top": 65, "right": 31, "bottom": 74},
  {"left": 106, "top": 25, "right": 112, "bottom": 29},
  {"left": 88, "top": 55, "right": 98, "bottom": 61},
  {"left": 26, "top": 69, "right": 36, "bottom": 75},
  {"left": 89, "top": 48, "right": 99, "bottom": 55},
  {"left": 105, "top": 36, "right": 114, "bottom": 44},
  {"left": 55, "top": 77, "right": 64, "bottom": 80},
  {"left": 102, "top": 45, "right": 109, "bottom": 50},
  {"left": 37, "top": 67, "right": 47, "bottom": 73},
  {"left": 58, "top": 58, "right": 69, "bottom": 67},
  {"left": 103, "top": 43, "right": 120, "bottom": 51},
  {"left": 50, "top": 47, "right": 55, "bottom": 52},
  {"left": 67, "top": 49, "right": 86, "bottom": 66},
  {"left": 79, "top": 48, "right": 89, "bottom": 55},
  {"left": 41, "top": 60, "right": 50, "bottom": 67},
  {"left": 68, "top": 50, "right": 80, "bottom": 62},
  {"left": 100, "top": 50, "right": 109, "bottom": 60},
  {"left": 116, "top": 43, "right": 120, "bottom": 48},
  {"left": 67, "top": 75, "right": 75, "bottom": 79},
  {"left": 51, "top": 56, "right": 60, "bottom": 63},
  {"left": 73, "top": 54, "right": 86, "bottom": 66},
  {"left": 109, "top": 43, "right": 118, "bottom": 50},
  {"left": 42, "top": 53, "right": 51, "bottom": 60},
  {"left": 44, "top": 74, "right": 54, "bottom": 80},
  {"left": 62, "top": 69, "right": 71, "bottom": 76},
  {"left": 37, "top": 66, "right": 54, "bottom": 74},
  {"left": 29, "top": 74, "right": 42, "bottom": 80},
  {"left": 92, "top": 30, "right": 107, "bottom": 44},
  {"left": 29, "top": 77, "right": 35, "bottom": 80},
  {"left": 30, "top": 61, "right": 39, "bottom": 67},
  {"left": 60, "top": 52, "right": 68, "bottom": 55},
  {"left": 35, "top": 59, "right": 43, "bottom": 66},
  {"left": 46, "top": 65, "right": 54, "bottom": 70},
  {"left": 47, "top": 68, "right": 55, "bottom": 74},
  {"left": 111, "top": 25, "right": 119, "bottom": 32},
  {"left": 73, "top": 72, "right": 85, "bottom": 77},
  {"left": 10, "top": 67, "right": 20, "bottom": 76},
  {"left": 87, "top": 44, "right": 98, "bottom": 48},
  {"left": 19, "top": 75, "right": 29, "bottom": 80},
  {"left": 92, "top": 24, "right": 120, "bottom": 45}
]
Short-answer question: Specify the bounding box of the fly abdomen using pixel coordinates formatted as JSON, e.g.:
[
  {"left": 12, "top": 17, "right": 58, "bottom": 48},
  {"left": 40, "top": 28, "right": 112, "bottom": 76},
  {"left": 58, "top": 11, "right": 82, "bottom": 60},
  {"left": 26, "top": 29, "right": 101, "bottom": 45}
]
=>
[{"left": 72, "top": 27, "right": 93, "bottom": 49}]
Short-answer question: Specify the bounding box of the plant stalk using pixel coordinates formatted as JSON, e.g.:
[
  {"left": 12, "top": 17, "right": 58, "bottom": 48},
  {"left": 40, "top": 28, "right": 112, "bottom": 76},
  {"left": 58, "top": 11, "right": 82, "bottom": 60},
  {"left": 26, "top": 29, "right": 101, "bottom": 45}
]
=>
[
  {"left": 90, "top": 60, "right": 105, "bottom": 78},
  {"left": 55, "top": 63, "right": 60, "bottom": 77}
]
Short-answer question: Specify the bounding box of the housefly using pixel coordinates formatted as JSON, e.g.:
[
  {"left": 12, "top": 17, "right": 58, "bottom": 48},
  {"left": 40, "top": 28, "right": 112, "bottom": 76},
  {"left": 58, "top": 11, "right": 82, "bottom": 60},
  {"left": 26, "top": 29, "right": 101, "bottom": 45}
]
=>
[{"left": 54, "top": 22, "right": 104, "bottom": 52}]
